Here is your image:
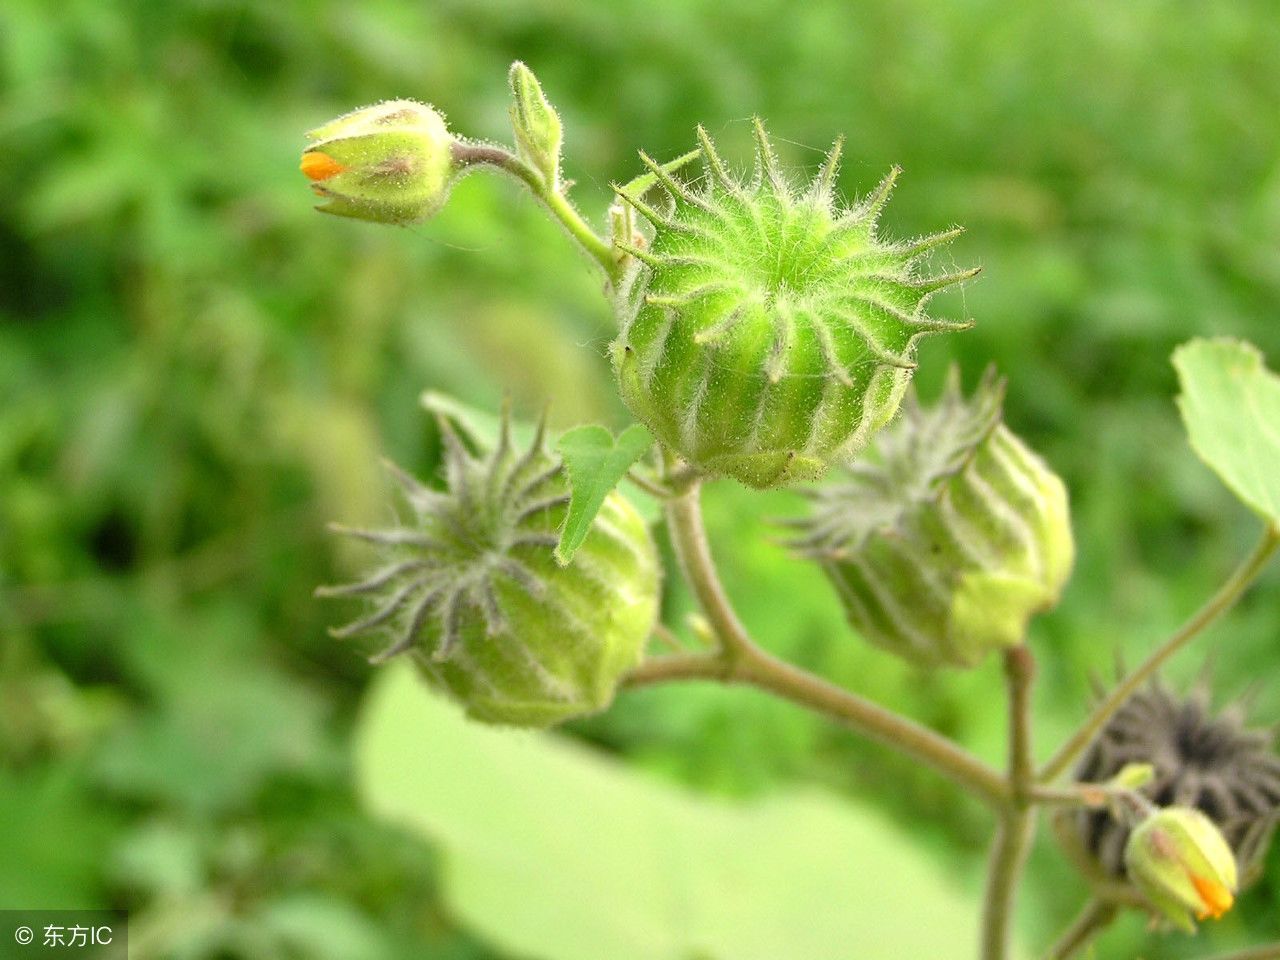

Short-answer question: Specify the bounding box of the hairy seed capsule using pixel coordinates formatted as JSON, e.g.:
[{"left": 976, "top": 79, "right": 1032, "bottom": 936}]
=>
[
  {"left": 1065, "top": 683, "right": 1280, "bottom": 890},
  {"left": 317, "top": 411, "right": 661, "bottom": 727},
  {"left": 786, "top": 368, "right": 1074, "bottom": 668},
  {"left": 611, "top": 120, "right": 977, "bottom": 488}
]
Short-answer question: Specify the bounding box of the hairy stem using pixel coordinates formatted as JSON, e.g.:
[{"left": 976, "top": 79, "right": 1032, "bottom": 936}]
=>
[
  {"left": 1040, "top": 524, "right": 1280, "bottom": 783},
  {"left": 450, "top": 141, "right": 621, "bottom": 284},
  {"left": 1041, "top": 899, "right": 1117, "bottom": 960},
  {"left": 981, "top": 648, "right": 1038, "bottom": 960},
  {"left": 630, "top": 480, "right": 1012, "bottom": 810}
]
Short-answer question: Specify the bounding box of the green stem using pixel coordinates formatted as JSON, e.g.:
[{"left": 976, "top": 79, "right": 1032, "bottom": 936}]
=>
[
  {"left": 1041, "top": 899, "right": 1117, "bottom": 960},
  {"left": 981, "top": 648, "right": 1038, "bottom": 960},
  {"left": 1197, "top": 947, "right": 1280, "bottom": 960},
  {"left": 450, "top": 142, "right": 621, "bottom": 285},
  {"left": 629, "top": 480, "right": 1011, "bottom": 811},
  {"left": 1028, "top": 784, "right": 1108, "bottom": 808},
  {"left": 1040, "top": 524, "right": 1280, "bottom": 783}
]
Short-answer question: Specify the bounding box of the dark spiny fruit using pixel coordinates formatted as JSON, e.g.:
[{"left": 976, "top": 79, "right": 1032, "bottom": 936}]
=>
[
  {"left": 1070, "top": 683, "right": 1280, "bottom": 885},
  {"left": 318, "top": 411, "right": 660, "bottom": 728},
  {"left": 785, "top": 368, "right": 1073, "bottom": 668},
  {"left": 611, "top": 120, "right": 977, "bottom": 489}
]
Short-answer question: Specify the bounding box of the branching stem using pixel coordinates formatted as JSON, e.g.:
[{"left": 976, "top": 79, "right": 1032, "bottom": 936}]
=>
[
  {"left": 451, "top": 141, "right": 621, "bottom": 285},
  {"left": 627, "top": 478, "right": 1011, "bottom": 811},
  {"left": 1196, "top": 946, "right": 1280, "bottom": 960},
  {"left": 1040, "top": 524, "right": 1280, "bottom": 783},
  {"left": 980, "top": 647, "right": 1038, "bottom": 960},
  {"left": 1041, "top": 898, "right": 1117, "bottom": 960}
]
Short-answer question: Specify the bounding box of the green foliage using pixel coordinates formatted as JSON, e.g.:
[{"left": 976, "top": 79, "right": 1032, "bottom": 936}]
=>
[
  {"left": 3, "top": 0, "right": 1279, "bottom": 957},
  {"left": 554, "top": 422, "right": 651, "bottom": 564},
  {"left": 1175, "top": 338, "right": 1280, "bottom": 526},
  {"left": 357, "top": 665, "right": 1015, "bottom": 960}
]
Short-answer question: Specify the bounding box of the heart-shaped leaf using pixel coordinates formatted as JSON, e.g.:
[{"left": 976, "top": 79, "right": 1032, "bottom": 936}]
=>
[
  {"left": 355, "top": 666, "right": 1014, "bottom": 960},
  {"left": 1174, "top": 338, "right": 1280, "bottom": 525},
  {"left": 554, "top": 423, "right": 652, "bottom": 564}
]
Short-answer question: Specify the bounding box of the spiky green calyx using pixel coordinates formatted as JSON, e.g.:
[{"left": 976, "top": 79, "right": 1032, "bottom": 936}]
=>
[
  {"left": 610, "top": 120, "right": 977, "bottom": 489},
  {"left": 318, "top": 412, "right": 661, "bottom": 728},
  {"left": 787, "top": 368, "right": 1074, "bottom": 668},
  {"left": 1067, "top": 683, "right": 1280, "bottom": 888}
]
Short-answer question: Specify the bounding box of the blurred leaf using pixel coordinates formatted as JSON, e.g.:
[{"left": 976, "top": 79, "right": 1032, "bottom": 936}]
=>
[
  {"left": 0, "top": 765, "right": 123, "bottom": 907},
  {"left": 1174, "top": 338, "right": 1280, "bottom": 525},
  {"left": 421, "top": 390, "right": 538, "bottom": 452},
  {"left": 95, "top": 606, "right": 332, "bottom": 814},
  {"left": 554, "top": 422, "right": 651, "bottom": 564},
  {"left": 356, "top": 665, "right": 1015, "bottom": 960},
  {"left": 256, "top": 894, "right": 395, "bottom": 960}
]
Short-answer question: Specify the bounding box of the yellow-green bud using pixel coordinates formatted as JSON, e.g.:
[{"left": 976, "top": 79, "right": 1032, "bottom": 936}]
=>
[
  {"left": 508, "top": 62, "right": 563, "bottom": 190},
  {"left": 1125, "top": 806, "right": 1238, "bottom": 933},
  {"left": 788, "top": 368, "right": 1073, "bottom": 668},
  {"left": 301, "top": 100, "right": 456, "bottom": 224}
]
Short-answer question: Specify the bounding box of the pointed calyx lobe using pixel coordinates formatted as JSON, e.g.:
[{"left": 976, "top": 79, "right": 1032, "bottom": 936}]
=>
[
  {"left": 787, "top": 369, "right": 1074, "bottom": 668},
  {"left": 318, "top": 409, "right": 660, "bottom": 728},
  {"left": 611, "top": 120, "right": 977, "bottom": 489}
]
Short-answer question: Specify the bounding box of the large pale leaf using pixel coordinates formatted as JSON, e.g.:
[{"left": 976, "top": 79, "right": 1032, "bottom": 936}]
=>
[
  {"left": 1174, "top": 338, "right": 1280, "bottom": 525},
  {"left": 356, "top": 666, "right": 1011, "bottom": 960}
]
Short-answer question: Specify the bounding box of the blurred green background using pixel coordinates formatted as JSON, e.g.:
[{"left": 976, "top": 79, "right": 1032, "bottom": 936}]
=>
[{"left": 3, "top": 0, "right": 1279, "bottom": 957}]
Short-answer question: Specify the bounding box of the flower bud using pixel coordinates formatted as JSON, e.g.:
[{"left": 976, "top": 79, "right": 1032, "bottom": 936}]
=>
[
  {"left": 611, "top": 121, "right": 976, "bottom": 488},
  {"left": 1125, "top": 806, "right": 1238, "bottom": 932},
  {"left": 1065, "top": 683, "right": 1280, "bottom": 892},
  {"left": 317, "top": 409, "right": 661, "bottom": 728},
  {"left": 786, "top": 368, "right": 1073, "bottom": 668},
  {"left": 508, "top": 62, "right": 563, "bottom": 190},
  {"left": 301, "top": 100, "right": 456, "bottom": 224}
]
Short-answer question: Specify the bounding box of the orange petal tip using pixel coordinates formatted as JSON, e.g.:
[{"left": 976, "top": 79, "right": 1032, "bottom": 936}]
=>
[
  {"left": 1191, "top": 873, "right": 1234, "bottom": 920},
  {"left": 301, "top": 151, "right": 348, "bottom": 182}
]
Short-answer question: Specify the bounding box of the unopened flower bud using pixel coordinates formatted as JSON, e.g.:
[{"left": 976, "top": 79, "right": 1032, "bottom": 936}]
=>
[
  {"left": 301, "top": 100, "right": 456, "bottom": 224},
  {"left": 317, "top": 408, "right": 661, "bottom": 728},
  {"left": 508, "top": 62, "right": 563, "bottom": 190},
  {"left": 1125, "top": 806, "right": 1238, "bottom": 932},
  {"left": 612, "top": 121, "right": 976, "bottom": 488},
  {"left": 1066, "top": 683, "right": 1280, "bottom": 893},
  {"left": 786, "top": 368, "right": 1073, "bottom": 668}
]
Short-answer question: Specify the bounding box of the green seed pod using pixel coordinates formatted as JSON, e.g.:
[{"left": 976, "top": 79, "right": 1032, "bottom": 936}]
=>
[
  {"left": 1066, "top": 683, "right": 1280, "bottom": 889},
  {"left": 301, "top": 99, "right": 456, "bottom": 224},
  {"left": 1125, "top": 805, "right": 1238, "bottom": 933},
  {"left": 611, "top": 120, "right": 977, "bottom": 489},
  {"left": 317, "top": 411, "right": 661, "bottom": 728},
  {"left": 786, "top": 368, "right": 1074, "bottom": 668}
]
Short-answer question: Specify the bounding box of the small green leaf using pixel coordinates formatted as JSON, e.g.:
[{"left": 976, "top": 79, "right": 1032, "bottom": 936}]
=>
[
  {"left": 1173, "top": 338, "right": 1280, "bottom": 525},
  {"left": 554, "top": 423, "right": 652, "bottom": 565}
]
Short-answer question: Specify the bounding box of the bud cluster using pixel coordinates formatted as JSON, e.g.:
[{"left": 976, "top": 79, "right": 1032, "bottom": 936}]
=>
[{"left": 1070, "top": 683, "right": 1280, "bottom": 891}]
